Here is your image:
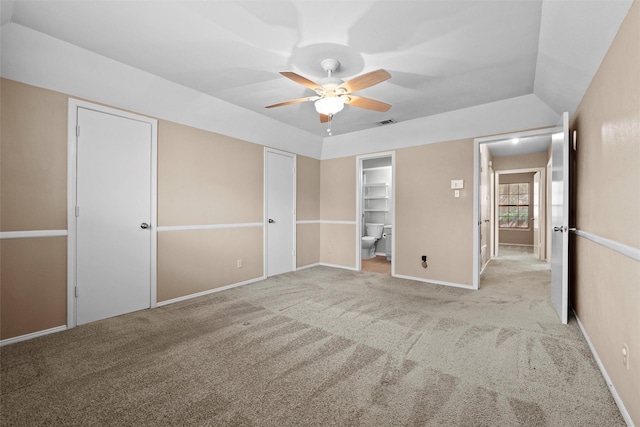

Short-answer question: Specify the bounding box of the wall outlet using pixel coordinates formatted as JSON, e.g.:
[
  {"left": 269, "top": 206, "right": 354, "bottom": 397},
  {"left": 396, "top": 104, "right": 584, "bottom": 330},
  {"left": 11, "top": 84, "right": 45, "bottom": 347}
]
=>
[
  {"left": 237, "top": 259, "right": 243, "bottom": 269},
  {"left": 421, "top": 255, "right": 428, "bottom": 269},
  {"left": 622, "top": 343, "right": 629, "bottom": 370}
]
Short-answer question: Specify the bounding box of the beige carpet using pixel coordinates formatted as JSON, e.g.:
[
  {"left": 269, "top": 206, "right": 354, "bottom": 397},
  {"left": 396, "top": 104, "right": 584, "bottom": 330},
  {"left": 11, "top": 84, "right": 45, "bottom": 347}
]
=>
[{"left": 1, "top": 248, "right": 623, "bottom": 426}]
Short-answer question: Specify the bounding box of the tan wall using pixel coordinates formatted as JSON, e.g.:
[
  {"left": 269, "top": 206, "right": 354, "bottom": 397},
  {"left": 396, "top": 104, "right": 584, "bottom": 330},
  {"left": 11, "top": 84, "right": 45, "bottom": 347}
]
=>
[
  {"left": 157, "top": 228, "right": 263, "bottom": 301},
  {"left": 296, "top": 156, "right": 320, "bottom": 267},
  {"left": 497, "top": 172, "right": 535, "bottom": 246},
  {"left": 297, "top": 155, "right": 320, "bottom": 220},
  {"left": 158, "top": 120, "right": 263, "bottom": 226},
  {"left": 320, "top": 224, "right": 356, "bottom": 268},
  {"left": 0, "top": 237, "right": 67, "bottom": 338},
  {"left": 320, "top": 156, "right": 356, "bottom": 221},
  {"left": 571, "top": 1, "right": 640, "bottom": 423},
  {"left": 156, "top": 120, "right": 265, "bottom": 302},
  {"left": 0, "top": 79, "right": 69, "bottom": 339},
  {"left": 491, "top": 152, "right": 547, "bottom": 171},
  {"left": 395, "top": 140, "right": 474, "bottom": 286},
  {"left": 319, "top": 157, "right": 356, "bottom": 268},
  {"left": 1, "top": 79, "right": 68, "bottom": 231},
  {"left": 297, "top": 223, "right": 320, "bottom": 268}
]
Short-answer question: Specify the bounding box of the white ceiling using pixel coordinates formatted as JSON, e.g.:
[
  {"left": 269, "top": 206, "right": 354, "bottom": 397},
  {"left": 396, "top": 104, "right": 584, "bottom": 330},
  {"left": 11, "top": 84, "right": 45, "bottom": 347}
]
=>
[{"left": 0, "top": 0, "right": 633, "bottom": 143}]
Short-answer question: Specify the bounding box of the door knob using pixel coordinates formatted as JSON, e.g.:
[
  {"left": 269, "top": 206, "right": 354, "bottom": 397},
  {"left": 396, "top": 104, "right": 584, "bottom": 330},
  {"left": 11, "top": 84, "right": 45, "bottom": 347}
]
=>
[
  {"left": 140, "top": 223, "right": 150, "bottom": 229},
  {"left": 268, "top": 219, "right": 275, "bottom": 224}
]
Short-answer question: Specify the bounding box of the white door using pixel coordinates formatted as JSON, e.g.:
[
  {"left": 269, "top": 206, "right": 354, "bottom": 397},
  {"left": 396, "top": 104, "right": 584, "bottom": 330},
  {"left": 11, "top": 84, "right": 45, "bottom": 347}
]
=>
[
  {"left": 550, "top": 112, "right": 570, "bottom": 324},
  {"left": 480, "top": 151, "right": 490, "bottom": 270},
  {"left": 75, "top": 107, "right": 153, "bottom": 325},
  {"left": 265, "top": 150, "right": 295, "bottom": 276},
  {"left": 533, "top": 171, "right": 541, "bottom": 259}
]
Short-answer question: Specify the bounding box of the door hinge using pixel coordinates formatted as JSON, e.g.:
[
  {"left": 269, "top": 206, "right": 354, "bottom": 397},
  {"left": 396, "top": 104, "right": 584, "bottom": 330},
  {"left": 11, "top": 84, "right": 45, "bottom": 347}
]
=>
[
  {"left": 75, "top": 287, "right": 79, "bottom": 298},
  {"left": 293, "top": 167, "right": 296, "bottom": 174},
  {"left": 293, "top": 250, "right": 296, "bottom": 256},
  {"left": 76, "top": 125, "right": 80, "bottom": 137},
  {"left": 75, "top": 206, "right": 80, "bottom": 217}
]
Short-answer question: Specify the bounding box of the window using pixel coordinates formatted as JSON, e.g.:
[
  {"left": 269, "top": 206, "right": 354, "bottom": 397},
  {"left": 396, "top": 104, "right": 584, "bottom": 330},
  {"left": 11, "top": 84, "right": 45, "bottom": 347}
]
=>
[{"left": 498, "top": 183, "right": 529, "bottom": 229}]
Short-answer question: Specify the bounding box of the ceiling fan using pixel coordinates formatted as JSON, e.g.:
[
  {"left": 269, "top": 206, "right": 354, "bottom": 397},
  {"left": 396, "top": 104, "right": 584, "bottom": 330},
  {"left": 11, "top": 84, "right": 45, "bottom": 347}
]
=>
[{"left": 266, "top": 59, "right": 391, "bottom": 131}]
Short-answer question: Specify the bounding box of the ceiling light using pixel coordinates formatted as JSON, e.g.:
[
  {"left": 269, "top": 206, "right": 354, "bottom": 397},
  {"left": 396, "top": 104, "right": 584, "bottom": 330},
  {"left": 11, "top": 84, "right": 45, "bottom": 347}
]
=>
[
  {"left": 512, "top": 138, "right": 520, "bottom": 144},
  {"left": 314, "top": 96, "right": 345, "bottom": 115}
]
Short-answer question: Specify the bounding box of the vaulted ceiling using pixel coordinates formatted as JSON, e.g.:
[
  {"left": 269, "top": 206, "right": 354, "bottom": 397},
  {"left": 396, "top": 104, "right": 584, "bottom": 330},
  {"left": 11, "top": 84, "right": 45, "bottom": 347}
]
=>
[{"left": 0, "top": 0, "right": 633, "bottom": 143}]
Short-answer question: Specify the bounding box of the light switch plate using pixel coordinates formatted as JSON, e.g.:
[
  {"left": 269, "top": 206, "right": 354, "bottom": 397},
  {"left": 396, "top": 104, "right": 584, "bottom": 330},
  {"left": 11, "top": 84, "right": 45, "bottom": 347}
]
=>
[{"left": 451, "top": 179, "right": 464, "bottom": 189}]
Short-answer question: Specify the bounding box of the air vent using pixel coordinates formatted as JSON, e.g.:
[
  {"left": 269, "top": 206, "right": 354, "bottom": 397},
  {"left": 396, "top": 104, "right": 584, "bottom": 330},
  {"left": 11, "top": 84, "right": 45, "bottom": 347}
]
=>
[{"left": 376, "top": 118, "right": 397, "bottom": 126}]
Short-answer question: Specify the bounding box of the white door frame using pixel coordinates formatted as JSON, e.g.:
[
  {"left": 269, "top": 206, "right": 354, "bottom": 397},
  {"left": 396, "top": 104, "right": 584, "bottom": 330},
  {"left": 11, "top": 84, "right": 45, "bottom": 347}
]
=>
[
  {"left": 263, "top": 148, "right": 296, "bottom": 277},
  {"left": 67, "top": 99, "right": 158, "bottom": 328},
  {"left": 494, "top": 167, "right": 545, "bottom": 254},
  {"left": 473, "top": 127, "right": 555, "bottom": 289},
  {"left": 355, "top": 151, "right": 395, "bottom": 274}
]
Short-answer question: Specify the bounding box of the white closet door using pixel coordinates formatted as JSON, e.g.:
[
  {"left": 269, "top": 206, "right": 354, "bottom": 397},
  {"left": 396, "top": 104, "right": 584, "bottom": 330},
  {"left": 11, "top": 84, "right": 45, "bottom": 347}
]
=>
[
  {"left": 75, "top": 107, "right": 152, "bottom": 325},
  {"left": 265, "top": 150, "right": 296, "bottom": 276}
]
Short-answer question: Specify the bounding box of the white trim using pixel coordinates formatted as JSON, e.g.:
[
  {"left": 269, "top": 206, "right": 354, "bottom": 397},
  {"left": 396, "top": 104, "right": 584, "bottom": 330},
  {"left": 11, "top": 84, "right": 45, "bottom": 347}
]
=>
[
  {"left": 156, "top": 276, "right": 265, "bottom": 307},
  {"left": 0, "top": 325, "right": 67, "bottom": 347},
  {"left": 157, "top": 223, "right": 263, "bottom": 232},
  {"left": 0, "top": 230, "right": 67, "bottom": 239},
  {"left": 318, "top": 262, "right": 359, "bottom": 271},
  {"left": 296, "top": 220, "right": 360, "bottom": 225},
  {"left": 67, "top": 99, "right": 158, "bottom": 329},
  {"left": 296, "top": 262, "right": 321, "bottom": 270},
  {"left": 574, "top": 312, "right": 635, "bottom": 427},
  {"left": 394, "top": 274, "right": 474, "bottom": 290},
  {"left": 474, "top": 127, "right": 557, "bottom": 290},
  {"left": 573, "top": 229, "right": 640, "bottom": 262},
  {"left": 475, "top": 127, "right": 558, "bottom": 145},
  {"left": 473, "top": 138, "right": 480, "bottom": 289},
  {"left": 320, "top": 220, "right": 357, "bottom": 225},
  {"left": 356, "top": 151, "right": 396, "bottom": 274}
]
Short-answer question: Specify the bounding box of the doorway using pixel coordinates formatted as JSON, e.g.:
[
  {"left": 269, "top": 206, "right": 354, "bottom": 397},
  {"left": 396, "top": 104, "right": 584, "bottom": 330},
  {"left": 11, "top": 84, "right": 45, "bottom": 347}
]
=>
[
  {"left": 264, "top": 148, "right": 296, "bottom": 277},
  {"left": 494, "top": 168, "right": 546, "bottom": 259},
  {"left": 67, "top": 100, "right": 157, "bottom": 327},
  {"left": 473, "top": 112, "right": 570, "bottom": 324},
  {"left": 473, "top": 127, "right": 554, "bottom": 290},
  {"left": 356, "top": 152, "right": 395, "bottom": 274}
]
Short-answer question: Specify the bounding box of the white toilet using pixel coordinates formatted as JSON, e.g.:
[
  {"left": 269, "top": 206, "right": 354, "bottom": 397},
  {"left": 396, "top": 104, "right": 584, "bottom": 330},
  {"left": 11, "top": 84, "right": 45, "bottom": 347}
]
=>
[{"left": 361, "top": 223, "right": 384, "bottom": 259}]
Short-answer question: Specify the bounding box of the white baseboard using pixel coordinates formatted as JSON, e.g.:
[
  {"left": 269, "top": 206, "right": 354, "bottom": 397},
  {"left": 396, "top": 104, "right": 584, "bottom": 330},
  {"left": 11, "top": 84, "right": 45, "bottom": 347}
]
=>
[
  {"left": 296, "top": 262, "right": 320, "bottom": 271},
  {"left": 0, "top": 325, "right": 67, "bottom": 347},
  {"left": 574, "top": 311, "right": 635, "bottom": 427},
  {"left": 157, "top": 276, "right": 265, "bottom": 307},
  {"left": 393, "top": 273, "right": 474, "bottom": 290},
  {"left": 318, "top": 262, "right": 359, "bottom": 271}
]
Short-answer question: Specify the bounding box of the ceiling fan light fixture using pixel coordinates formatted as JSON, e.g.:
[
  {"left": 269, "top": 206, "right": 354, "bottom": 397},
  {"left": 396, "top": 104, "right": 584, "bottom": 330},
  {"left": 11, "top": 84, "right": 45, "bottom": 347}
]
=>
[{"left": 315, "top": 96, "right": 345, "bottom": 115}]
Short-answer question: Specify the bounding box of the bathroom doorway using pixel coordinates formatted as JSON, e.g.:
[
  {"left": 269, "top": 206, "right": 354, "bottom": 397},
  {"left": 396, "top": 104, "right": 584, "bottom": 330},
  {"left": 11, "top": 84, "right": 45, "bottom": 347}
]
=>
[{"left": 356, "top": 152, "right": 395, "bottom": 275}]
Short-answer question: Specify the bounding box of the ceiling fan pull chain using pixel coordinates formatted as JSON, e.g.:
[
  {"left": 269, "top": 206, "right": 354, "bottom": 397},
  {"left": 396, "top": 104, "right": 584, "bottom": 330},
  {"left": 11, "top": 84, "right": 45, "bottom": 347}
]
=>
[{"left": 327, "top": 114, "right": 332, "bottom": 135}]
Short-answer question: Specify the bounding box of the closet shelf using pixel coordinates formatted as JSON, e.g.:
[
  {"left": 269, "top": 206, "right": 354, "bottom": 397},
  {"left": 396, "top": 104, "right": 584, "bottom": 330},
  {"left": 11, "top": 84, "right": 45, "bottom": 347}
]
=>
[{"left": 364, "top": 196, "right": 389, "bottom": 200}]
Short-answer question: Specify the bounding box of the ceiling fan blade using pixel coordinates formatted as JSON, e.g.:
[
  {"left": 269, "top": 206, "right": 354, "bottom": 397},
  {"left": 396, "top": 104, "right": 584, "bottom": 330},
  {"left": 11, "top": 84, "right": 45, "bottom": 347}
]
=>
[
  {"left": 265, "top": 96, "right": 318, "bottom": 109},
  {"left": 320, "top": 114, "right": 330, "bottom": 123},
  {"left": 280, "top": 71, "right": 323, "bottom": 91},
  {"left": 339, "top": 69, "right": 391, "bottom": 94},
  {"left": 345, "top": 95, "right": 391, "bottom": 112}
]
